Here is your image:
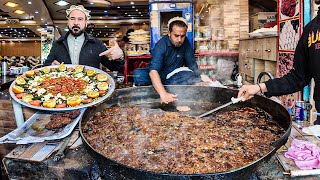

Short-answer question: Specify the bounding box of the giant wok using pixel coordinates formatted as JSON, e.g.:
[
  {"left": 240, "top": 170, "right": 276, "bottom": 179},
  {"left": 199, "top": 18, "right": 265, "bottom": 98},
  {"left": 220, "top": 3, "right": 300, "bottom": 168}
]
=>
[{"left": 80, "top": 86, "right": 291, "bottom": 179}]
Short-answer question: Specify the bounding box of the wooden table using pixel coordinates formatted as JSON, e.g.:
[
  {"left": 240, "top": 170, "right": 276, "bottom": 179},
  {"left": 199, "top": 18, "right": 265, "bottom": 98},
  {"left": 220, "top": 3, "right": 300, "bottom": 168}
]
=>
[{"left": 276, "top": 121, "right": 320, "bottom": 178}]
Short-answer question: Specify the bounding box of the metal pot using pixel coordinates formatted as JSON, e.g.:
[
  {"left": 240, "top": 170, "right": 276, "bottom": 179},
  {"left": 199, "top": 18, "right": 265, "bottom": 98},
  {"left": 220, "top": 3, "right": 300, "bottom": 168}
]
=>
[{"left": 80, "top": 85, "right": 291, "bottom": 179}]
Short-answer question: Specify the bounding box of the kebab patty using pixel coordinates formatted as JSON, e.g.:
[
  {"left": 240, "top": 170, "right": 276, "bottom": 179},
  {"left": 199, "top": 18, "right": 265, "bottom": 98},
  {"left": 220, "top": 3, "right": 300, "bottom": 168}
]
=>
[{"left": 45, "top": 110, "right": 80, "bottom": 130}]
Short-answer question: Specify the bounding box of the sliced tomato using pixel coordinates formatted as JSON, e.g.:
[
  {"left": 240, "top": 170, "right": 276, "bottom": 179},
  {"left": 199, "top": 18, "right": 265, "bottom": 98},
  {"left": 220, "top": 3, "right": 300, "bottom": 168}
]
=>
[
  {"left": 98, "top": 90, "right": 106, "bottom": 96},
  {"left": 56, "top": 103, "right": 67, "bottom": 108},
  {"left": 67, "top": 67, "right": 74, "bottom": 72},
  {"left": 16, "top": 93, "right": 24, "bottom": 99},
  {"left": 82, "top": 98, "right": 92, "bottom": 104},
  {"left": 29, "top": 100, "right": 41, "bottom": 106},
  {"left": 34, "top": 69, "right": 40, "bottom": 73}
]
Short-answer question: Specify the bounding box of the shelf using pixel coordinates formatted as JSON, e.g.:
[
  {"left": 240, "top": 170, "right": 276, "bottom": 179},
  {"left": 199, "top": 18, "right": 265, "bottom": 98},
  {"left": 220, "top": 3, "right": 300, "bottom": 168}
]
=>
[
  {"left": 126, "top": 54, "right": 152, "bottom": 59},
  {"left": 195, "top": 51, "right": 239, "bottom": 57},
  {"left": 198, "top": 64, "right": 216, "bottom": 70},
  {"left": 195, "top": 37, "right": 225, "bottom": 41}
]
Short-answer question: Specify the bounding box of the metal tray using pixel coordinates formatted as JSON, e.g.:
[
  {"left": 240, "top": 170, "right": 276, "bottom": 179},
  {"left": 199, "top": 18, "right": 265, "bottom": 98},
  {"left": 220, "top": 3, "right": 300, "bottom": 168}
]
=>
[{"left": 9, "top": 65, "right": 115, "bottom": 111}]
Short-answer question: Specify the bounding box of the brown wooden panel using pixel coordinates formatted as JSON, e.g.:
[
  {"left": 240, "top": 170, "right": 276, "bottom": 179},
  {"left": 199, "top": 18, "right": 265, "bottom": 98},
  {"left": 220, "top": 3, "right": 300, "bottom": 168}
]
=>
[
  {"left": 1, "top": 41, "right": 40, "bottom": 57},
  {"left": 262, "top": 37, "right": 277, "bottom": 61},
  {"left": 18, "top": 142, "right": 47, "bottom": 160}
]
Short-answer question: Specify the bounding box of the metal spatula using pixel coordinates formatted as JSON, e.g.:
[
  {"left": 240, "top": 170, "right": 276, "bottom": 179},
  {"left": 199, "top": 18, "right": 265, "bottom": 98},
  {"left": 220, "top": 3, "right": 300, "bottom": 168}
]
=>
[{"left": 197, "top": 96, "right": 243, "bottom": 118}]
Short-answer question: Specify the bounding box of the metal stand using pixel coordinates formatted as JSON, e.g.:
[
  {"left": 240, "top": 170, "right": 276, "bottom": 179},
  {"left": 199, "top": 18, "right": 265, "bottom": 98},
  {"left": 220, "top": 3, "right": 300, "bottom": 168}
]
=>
[{"left": 12, "top": 99, "right": 24, "bottom": 128}]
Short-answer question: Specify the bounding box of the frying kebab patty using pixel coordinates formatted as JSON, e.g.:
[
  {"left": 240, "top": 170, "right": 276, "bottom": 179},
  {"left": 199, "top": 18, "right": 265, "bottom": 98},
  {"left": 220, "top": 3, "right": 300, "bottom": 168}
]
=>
[
  {"left": 83, "top": 105, "right": 284, "bottom": 174},
  {"left": 45, "top": 109, "right": 80, "bottom": 130}
]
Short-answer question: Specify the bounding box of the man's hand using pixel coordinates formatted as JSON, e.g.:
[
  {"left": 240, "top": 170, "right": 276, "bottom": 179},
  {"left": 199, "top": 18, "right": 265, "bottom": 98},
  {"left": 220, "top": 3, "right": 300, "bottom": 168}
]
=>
[
  {"left": 99, "top": 40, "right": 123, "bottom": 60},
  {"left": 51, "top": 60, "right": 60, "bottom": 65},
  {"left": 237, "top": 83, "right": 267, "bottom": 101},
  {"left": 160, "top": 92, "right": 178, "bottom": 104}
]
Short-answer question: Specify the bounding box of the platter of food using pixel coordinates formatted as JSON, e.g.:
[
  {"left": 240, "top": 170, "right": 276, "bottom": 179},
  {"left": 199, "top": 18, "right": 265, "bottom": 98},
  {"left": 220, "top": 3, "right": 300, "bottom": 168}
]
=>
[{"left": 9, "top": 64, "right": 115, "bottom": 111}]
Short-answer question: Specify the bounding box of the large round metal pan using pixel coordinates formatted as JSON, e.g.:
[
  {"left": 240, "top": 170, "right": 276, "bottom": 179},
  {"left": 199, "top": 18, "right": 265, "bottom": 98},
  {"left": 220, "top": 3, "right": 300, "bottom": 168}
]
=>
[
  {"left": 9, "top": 65, "right": 115, "bottom": 111},
  {"left": 80, "top": 85, "right": 291, "bottom": 179}
]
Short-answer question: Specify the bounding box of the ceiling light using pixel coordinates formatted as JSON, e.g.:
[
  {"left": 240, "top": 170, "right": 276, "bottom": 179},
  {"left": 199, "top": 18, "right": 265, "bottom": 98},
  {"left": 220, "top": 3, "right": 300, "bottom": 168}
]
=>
[
  {"left": 130, "top": 2, "right": 134, "bottom": 5},
  {"left": 90, "top": 2, "right": 94, "bottom": 5},
  {"left": 104, "top": 10, "right": 107, "bottom": 13},
  {"left": 132, "top": 6, "right": 135, "bottom": 8},
  {"left": 125, "top": 12, "right": 127, "bottom": 14},
  {"left": 100, "top": 17, "right": 102, "bottom": 19},
  {"left": 141, "top": 15, "right": 143, "bottom": 16},
  {"left": 35, "top": 11, "right": 39, "bottom": 14},
  {"left": 117, "top": 6, "right": 120, "bottom": 8},
  {"left": 41, "top": 18, "right": 43, "bottom": 21},
  {"left": 22, "top": 26, "right": 25, "bottom": 27},
  {"left": 28, "top": 1, "right": 32, "bottom": 4},
  {"left": 128, "top": 15, "right": 131, "bottom": 17},
  {"left": 104, "top": 25, "right": 107, "bottom": 27},
  {"left": 136, "top": 9, "right": 138, "bottom": 11},
  {"left": 5, "top": 2, "right": 19, "bottom": 7},
  {"left": 55, "top": 0, "right": 69, "bottom": 6},
  {"left": 13, "top": 9, "right": 26, "bottom": 14}
]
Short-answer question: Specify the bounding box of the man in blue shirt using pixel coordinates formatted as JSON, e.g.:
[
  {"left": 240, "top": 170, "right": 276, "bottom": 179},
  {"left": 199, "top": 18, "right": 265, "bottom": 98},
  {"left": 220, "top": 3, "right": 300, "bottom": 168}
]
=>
[{"left": 134, "top": 17, "right": 202, "bottom": 104}]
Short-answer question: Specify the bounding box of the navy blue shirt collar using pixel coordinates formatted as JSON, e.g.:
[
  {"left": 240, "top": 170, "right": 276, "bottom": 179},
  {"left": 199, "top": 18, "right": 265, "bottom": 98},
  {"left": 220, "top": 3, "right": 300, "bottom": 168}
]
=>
[{"left": 164, "top": 35, "right": 172, "bottom": 47}]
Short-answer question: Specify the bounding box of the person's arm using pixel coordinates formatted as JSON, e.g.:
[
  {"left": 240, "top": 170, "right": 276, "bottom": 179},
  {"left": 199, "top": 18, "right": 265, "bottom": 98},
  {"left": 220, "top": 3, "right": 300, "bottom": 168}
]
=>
[
  {"left": 237, "top": 83, "right": 267, "bottom": 101},
  {"left": 264, "top": 31, "right": 311, "bottom": 97},
  {"left": 184, "top": 39, "right": 200, "bottom": 76},
  {"left": 98, "top": 40, "right": 124, "bottom": 72},
  {"left": 148, "top": 39, "right": 177, "bottom": 103},
  {"left": 44, "top": 41, "right": 59, "bottom": 66},
  {"left": 149, "top": 70, "right": 177, "bottom": 104},
  {"left": 238, "top": 26, "right": 311, "bottom": 100}
]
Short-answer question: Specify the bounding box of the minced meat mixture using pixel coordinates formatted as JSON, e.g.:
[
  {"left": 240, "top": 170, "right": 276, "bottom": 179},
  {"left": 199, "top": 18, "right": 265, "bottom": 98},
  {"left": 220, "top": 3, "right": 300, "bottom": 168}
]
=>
[{"left": 82, "top": 105, "right": 284, "bottom": 174}]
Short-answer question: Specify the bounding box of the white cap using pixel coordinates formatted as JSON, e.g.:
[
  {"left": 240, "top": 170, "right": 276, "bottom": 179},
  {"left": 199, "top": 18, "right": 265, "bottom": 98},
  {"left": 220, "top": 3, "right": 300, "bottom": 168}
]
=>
[
  {"left": 66, "top": 5, "right": 91, "bottom": 20},
  {"left": 168, "top": 17, "right": 188, "bottom": 27}
]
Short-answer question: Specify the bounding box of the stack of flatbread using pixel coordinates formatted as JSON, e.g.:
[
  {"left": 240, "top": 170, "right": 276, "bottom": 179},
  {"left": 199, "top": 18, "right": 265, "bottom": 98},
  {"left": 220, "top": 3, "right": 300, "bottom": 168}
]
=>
[{"left": 128, "top": 29, "right": 150, "bottom": 44}]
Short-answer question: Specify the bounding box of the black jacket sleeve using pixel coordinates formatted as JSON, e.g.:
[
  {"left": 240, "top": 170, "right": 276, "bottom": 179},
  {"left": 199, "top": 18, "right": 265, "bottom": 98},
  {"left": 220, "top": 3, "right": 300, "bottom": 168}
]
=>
[
  {"left": 44, "top": 41, "right": 58, "bottom": 66},
  {"left": 265, "top": 26, "right": 312, "bottom": 97}
]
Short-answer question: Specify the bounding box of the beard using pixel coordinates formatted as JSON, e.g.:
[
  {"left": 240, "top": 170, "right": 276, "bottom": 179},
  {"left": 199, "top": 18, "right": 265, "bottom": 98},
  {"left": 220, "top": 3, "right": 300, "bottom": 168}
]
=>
[
  {"left": 169, "top": 39, "right": 183, "bottom": 48},
  {"left": 172, "top": 42, "right": 182, "bottom": 48},
  {"left": 69, "top": 26, "right": 85, "bottom": 37}
]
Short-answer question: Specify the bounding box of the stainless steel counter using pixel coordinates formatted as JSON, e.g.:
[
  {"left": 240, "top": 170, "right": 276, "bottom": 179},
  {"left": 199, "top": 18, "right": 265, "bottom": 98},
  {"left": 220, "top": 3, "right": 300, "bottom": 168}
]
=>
[{"left": 0, "top": 74, "right": 17, "bottom": 91}]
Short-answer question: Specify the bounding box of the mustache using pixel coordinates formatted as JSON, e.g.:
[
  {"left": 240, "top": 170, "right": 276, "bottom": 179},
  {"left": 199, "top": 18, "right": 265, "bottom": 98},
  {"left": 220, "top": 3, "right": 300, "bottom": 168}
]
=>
[{"left": 72, "top": 26, "right": 80, "bottom": 29}]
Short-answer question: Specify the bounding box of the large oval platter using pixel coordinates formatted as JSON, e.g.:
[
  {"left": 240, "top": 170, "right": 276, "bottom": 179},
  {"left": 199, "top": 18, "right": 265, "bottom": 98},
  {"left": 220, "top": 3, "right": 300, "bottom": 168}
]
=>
[{"left": 9, "top": 64, "right": 115, "bottom": 111}]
